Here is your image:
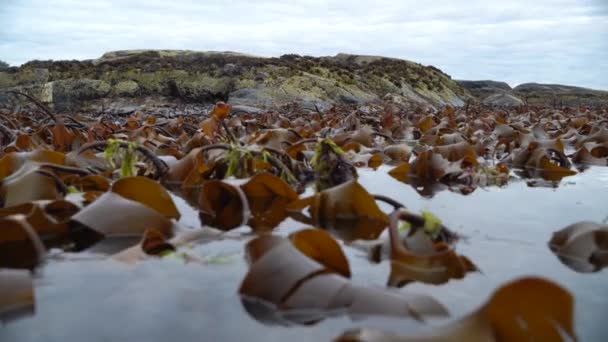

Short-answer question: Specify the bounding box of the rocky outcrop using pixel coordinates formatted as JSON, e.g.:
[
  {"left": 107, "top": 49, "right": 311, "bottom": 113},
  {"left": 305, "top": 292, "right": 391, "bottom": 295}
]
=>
[
  {"left": 459, "top": 79, "right": 608, "bottom": 107},
  {"left": 457, "top": 80, "right": 523, "bottom": 107},
  {"left": 457, "top": 80, "right": 512, "bottom": 99},
  {"left": 482, "top": 93, "right": 523, "bottom": 107},
  {"left": 513, "top": 83, "right": 608, "bottom": 107},
  {"left": 0, "top": 50, "right": 472, "bottom": 112},
  {"left": 45, "top": 79, "right": 112, "bottom": 111}
]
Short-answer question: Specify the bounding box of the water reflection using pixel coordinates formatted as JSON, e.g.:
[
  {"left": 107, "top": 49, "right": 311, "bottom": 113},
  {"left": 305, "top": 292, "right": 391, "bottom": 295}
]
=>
[{"left": 390, "top": 166, "right": 590, "bottom": 197}]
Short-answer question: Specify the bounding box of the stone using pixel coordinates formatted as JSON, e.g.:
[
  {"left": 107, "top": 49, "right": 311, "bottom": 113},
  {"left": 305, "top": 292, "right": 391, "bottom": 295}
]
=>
[
  {"left": 0, "top": 72, "right": 15, "bottom": 89},
  {"left": 339, "top": 94, "right": 361, "bottom": 104},
  {"left": 174, "top": 77, "right": 234, "bottom": 102},
  {"left": 49, "top": 79, "right": 111, "bottom": 111},
  {"left": 254, "top": 72, "right": 268, "bottom": 82},
  {"left": 113, "top": 80, "right": 140, "bottom": 97},
  {"left": 230, "top": 104, "right": 263, "bottom": 114},
  {"left": 15, "top": 68, "right": 50, "bottom": 86},
  {"left": 41, "top": 82, "right": 53, "bottom": 103},
  {"left": 228, "top": 88, "right": 270, "bottom": 107},
  {"left": 221, "top": 63, "right": 241, "bottom": 77}
]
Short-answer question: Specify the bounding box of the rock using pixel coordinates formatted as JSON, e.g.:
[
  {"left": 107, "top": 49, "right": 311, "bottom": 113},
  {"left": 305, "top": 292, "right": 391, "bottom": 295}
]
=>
[
  {"left": 458, "top": 79, "right": 522, "bottom": 106},
  {"left": 0, "top": 92, "right": 11, "bottom": 107},
  {"left": 0, "top": 68, "right": 49, "bottom": 89},
  {"left": 98, "top": 49, "right": 256, "bottom": 62},
  {"left": 0, "top": 72, "right": 14, "bottom": 89},
  {"left": 384, "top": 93, "right": 431, "bottom": 110},
  {"left": 254, "top": 72, "right": 267, "bottom": 82},
  {"left": 17, "top": 68, "right": 50, "bottom": 86},
  {"left": 113, "top": 80, "right": 140, "bottom": 97},
  {"left": 230, "top": 104, "right": 263, "bottom": 114},
  {"left": 460, "top": 80, "right": 608, "bottom": 107},
  {"left": 220, "top": 63, "right": 241, "bottom": 77},
  {"left": 339, "top": 94, "right": 361, "bottom": 104},
  {"left": 2, "top": 50, "right": 476, "bottom": 110},
  {"left": 173, "top": 77, "right": 234, "bottom": 102},
  {"left": 301, "top": 100, "right": 332, "bottom": 112},
  {"left": 513, "top": 83, "right": 608, "bottom": 106},
  {"left": 40, "top": 82, "right": 53, "bottom": 103},
  {"left": 118, "top": 106, "right": 140, "bottom": 115},
  {"left": 482, "top": 93, "right": 524, "bottom": 107},
  {"left": 228, "top": 88, "right": 272, "bottom": 107},
  {"left": 109, "top": 104, "right": 141, "bottom": 115},
  {"left": 47, "top": 79, "right": 111, "bottom": 111},
  {"left": 90, "top": 101, "right": 141, "bottom": 115},
  {"left": 457, "top": 80, "right": 512, "bottom": 99}
]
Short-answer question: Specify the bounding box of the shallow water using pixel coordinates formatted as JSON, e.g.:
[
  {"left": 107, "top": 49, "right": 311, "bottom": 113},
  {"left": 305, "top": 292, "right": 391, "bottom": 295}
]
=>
[{"left": 2, "top": 167, "right": 608, "bottom": 341}]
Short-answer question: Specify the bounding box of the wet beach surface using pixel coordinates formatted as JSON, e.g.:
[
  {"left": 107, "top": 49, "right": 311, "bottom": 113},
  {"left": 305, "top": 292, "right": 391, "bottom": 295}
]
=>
[{"left": 3, "top": 167, "right": 607, "bottom": 341}]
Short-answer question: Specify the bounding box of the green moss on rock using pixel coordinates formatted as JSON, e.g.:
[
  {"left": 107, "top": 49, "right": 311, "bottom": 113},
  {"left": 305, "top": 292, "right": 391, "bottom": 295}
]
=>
[
  {"left": 113, "top": 80, "right": 140, "bottom": 96},
  {"left": 1, "top": 50, "right": 475, "bottom": 109}
]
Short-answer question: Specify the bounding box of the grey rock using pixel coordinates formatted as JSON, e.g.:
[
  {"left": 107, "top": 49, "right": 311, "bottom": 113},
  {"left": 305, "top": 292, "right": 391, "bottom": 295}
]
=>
[
  {"left": 0, "top": 91, "right": 11, "bottom": 107},
  {"left": 221, "top": 63, "right": 241, "bottom": 77},
  {"left": 230, "top": 104, "right": 263, "bottom": 114},
  {"left": 513, "top": 83, "right": 608, "bottom": 107},
  {"left": 460, "top": 80, "right": 608, "bottom": 107},
  {"left": 482, "top": 93, "right": 524, "bottom": 107},
  {"left": 229, "top": 88, "right": 271, "bottom": 107},
  {"left": 48, "top": 79, "right": 111, "bottom": 111},
  {"left": 339, "top": 94, "right": 362, "bottom": 104},
  {"left": 174, "top": 77, "right": 234, "bottom": 102},
  {"left": 457, "top": 80, "right": 512, "bottom": 99},
  {"left": 111, "top": 104, "right": 141, "bottom": 115},
  {"left": 300, "top": 100, "right": 332, "bottom": 112},
  {"left": 16, "top": 68, "right": 50, "bottom": 86},
  {"left": 254, "top": 72, "right": 268, "bottom": 82}
]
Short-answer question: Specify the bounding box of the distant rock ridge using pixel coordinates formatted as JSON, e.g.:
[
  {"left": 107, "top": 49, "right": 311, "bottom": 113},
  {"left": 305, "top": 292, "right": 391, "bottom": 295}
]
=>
[
  {"left": 458, "top": 80, "right": 608, "bottom": 107},
  {"left": 0, "top": 49, "right": 471, "bottom": 112},
  {"left": 456, "top": 80, "right": 511, "bottom": 98}
]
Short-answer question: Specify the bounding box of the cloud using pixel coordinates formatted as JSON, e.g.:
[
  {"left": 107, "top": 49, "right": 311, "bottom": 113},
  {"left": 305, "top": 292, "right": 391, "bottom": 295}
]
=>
[{"left": 0, "top": 0, "right": 606, "bottom": 89}]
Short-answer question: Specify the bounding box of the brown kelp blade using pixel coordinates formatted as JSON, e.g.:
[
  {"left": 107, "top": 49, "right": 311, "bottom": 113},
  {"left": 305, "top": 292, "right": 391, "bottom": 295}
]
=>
[
  {"left": 336, "top": 277, "right": 575, "bottom": 342},
  {"left": 239, "top": 229, "right": 447, "bottom": 326},
  {"left": 0, "top": 268, "right": 35, "bottom": 322},
  {"left": 287, "top": 180, "right": 389, "bottom": 241},
  {"left": 549, "top": 221, "right": 608, "bottom": 273},
  {"left": 387, "top": 209, "right": 476, "bottom": 287}
]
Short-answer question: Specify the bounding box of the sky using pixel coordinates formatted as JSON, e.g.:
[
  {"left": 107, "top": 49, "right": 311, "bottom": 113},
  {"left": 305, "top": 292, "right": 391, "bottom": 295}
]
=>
[{"left": 1, "top": 0, "right": 607, "bottom": 89}]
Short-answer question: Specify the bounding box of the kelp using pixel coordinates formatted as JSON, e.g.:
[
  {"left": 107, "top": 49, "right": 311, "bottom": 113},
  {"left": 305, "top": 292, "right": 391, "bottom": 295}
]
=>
[
  {"left": 110, "top": 227, "right": 176, "bottom": 264},
  {"left": 239, "top": 228, "right": 448, "bottom": 325},
  {"left": 336, "top": 277, "right": 575, "bottom": 341},
  {"left": 0, "top": 199, "right": 79, "bottom": 255},
  {"left": 1, "top": 163, "right": 66, "bottom": 207},
  {"left": 70, "top": 191, "right": 174, "bottom": 249},
  {"left": 386, "top": 209, "right": 476, "bottom": 287},
  {"left": 198, "top": 172, "right": 298, "bottom": 231},
  {"left": 0, "top": 268, "right": 35, "bottom": 322},
  {"left": 103, "top": 138, "right": 138, "bottom": 177},
  {"left": 111, "top": 225, "right": 228, "bottom": 265},
  {"left": 311, "top": 138, "right": 357, "bottom": 191},
  {"left": 111, "top": 176, "right": 180, "bottom": 219},
  {"left": 287, "top": 180, "right": 389, "bottom": 241},
  {"left": 549, "top": 221, "right": 608, "bottom": 273},
  {"left": 351, "top": 209, "right": 460, "bottom": 265},
  {"left": 0, "top": 215, "right": 46, "bottom": 269},
  {"left": 0, "top": 99, "right": 604, "bottom": 340}
]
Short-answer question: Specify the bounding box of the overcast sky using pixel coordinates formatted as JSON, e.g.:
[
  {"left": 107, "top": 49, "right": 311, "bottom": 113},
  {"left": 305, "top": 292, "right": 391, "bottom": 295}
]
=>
[{"left": 1, "top": 0, "right": 607, "bottom": 89}]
